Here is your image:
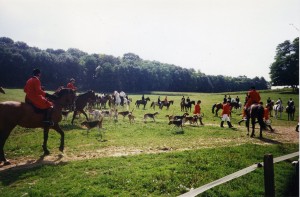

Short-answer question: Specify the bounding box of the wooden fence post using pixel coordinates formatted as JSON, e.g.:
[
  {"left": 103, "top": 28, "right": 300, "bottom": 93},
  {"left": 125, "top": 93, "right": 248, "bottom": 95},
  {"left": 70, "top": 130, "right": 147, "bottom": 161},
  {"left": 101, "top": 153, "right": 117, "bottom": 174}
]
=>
[{"left": 264, "top": 154, "right": 275, "bottom": 197}]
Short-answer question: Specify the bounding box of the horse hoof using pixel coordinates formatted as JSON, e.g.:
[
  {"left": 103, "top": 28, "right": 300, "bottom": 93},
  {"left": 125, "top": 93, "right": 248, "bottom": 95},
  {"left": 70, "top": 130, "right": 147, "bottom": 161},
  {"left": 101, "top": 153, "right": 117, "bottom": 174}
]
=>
[
  {"left": 59, "top": 146, "right": 64, "bottom": 152},
  {"left": 44, "top": 150, "right": 50, "bottom": 155},
  {"left": 4, "top": 160, "right": 11, "bottom": 165}
]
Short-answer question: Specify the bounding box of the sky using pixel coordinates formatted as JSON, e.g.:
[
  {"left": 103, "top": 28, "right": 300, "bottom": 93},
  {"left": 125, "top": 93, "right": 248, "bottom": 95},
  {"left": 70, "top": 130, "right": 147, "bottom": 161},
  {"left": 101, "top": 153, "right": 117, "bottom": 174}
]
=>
[{"left": 0, "top": 0, "right": 299, "bottom": 81}]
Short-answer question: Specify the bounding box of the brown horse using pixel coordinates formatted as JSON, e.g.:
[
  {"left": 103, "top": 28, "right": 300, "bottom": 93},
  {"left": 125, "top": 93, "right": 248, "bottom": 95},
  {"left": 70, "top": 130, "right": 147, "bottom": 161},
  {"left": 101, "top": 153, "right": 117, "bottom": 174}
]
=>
[
  {"left": 0, "top": 88, "right": 76, "bottom": 165},
  {"left": 212, "top": 103, "right": 223, "bottom": 116},
  {"left": 0, "top": 87, "right": 5, "bottom": 94},
  {"left": 160, "top": 100, "right": 174, "bottom": 110},
  {"left": 212, "top": 102, "right": 239, "bottom": 116},
  {"left": 245, "top": 104, "right": 264, "bottom": 138},
  {"left": 71, "top": 90, "right": 96, "bottom": 125}
]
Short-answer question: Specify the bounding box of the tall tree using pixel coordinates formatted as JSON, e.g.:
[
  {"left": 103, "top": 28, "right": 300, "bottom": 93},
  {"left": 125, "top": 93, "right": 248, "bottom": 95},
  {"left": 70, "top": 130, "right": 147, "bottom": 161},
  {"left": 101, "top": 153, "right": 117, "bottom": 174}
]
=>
[{"left": 269, "top": 37, "right": 299, "bottom": 90}]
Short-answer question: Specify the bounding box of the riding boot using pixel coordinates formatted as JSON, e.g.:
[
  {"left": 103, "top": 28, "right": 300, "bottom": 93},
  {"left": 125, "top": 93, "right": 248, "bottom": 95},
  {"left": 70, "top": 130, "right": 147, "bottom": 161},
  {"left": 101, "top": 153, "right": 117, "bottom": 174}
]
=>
[
  {"left": 268, "top": 125, "right": 274, "bottom": 132},
  {"left": 227, "top": 121, "right": 233, "bottom": 128},
  {"left": 43, "top": 107, "right": 54, "bottom": 126},
  {"left": 220, "top": 121, "right": 224, "bottom": 127}
]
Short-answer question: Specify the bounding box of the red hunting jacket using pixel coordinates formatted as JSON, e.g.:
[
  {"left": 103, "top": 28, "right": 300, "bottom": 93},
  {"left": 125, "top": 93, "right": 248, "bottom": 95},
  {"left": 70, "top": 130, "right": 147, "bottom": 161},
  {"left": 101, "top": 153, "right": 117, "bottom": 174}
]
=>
[
  {"left": 222, "top": 103, "right": 231, "bottom": 115},
  {"left": 246, "top": 90, "right": 261, "bottom": 108},
  {"left": 24, "top": 76, "right": 53, "bottom": 109},
  {"left": 194, "top": 104, "right": 201, "bottom": 114},
  {"left": 67, "top": 82, "right": 77, "bottom": 91}
]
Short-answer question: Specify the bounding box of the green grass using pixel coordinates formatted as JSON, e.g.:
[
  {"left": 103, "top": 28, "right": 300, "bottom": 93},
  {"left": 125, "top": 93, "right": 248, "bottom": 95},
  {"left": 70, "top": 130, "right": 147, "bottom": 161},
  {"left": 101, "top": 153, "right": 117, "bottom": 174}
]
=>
[{"left": 0, "top": 88, "right": 299, "bottom": 196}]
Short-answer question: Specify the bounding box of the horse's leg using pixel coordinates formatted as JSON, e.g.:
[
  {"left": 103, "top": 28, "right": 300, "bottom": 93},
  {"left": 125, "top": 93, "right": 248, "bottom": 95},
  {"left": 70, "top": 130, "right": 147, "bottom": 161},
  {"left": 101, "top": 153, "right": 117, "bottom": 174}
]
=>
[
  {"left": 250, "top": 118, "right": 256, "bottom": 137},
  {"left": 0, "top": 127, "right": 14, "bottom": 165},
  {"left": 42, "top": 127, "right": 50, "bottom": 155},
  {"left": 53, "top": 124, "right": 65, "bottom": 152},
  {"left": 81, "top": 110, "right": 89, "bottom": 121},
  {"left": 258, "top": 117, "right": 264, "bottom": 138},
  {"left": 71, "top": 110, "right": 77, "bottom": 125},
  {"left": 245, "top": 118, "right": 250, "bottom": 136}
]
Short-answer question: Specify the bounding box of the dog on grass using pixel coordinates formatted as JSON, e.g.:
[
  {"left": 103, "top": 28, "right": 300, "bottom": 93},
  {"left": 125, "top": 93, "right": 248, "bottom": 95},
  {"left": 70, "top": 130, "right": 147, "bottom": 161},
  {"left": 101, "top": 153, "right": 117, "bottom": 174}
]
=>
[
  {"left": 81, "top": 115, "right": 104, "bottom": 138},
  {"left": 168, "top": 119, "right": 184, "bottom": 131},
  {"left": 128, "top": 112, "right": 135, "bottom": 124},
  {"left": 144, "top": 112, "right": 159, "bottom": 122}
]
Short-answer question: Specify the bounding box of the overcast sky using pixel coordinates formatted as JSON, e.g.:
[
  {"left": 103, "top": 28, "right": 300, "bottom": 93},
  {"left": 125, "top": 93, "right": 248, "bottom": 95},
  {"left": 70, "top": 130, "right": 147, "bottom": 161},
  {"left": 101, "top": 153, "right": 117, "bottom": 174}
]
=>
[{"left": 1, "top": 0, "right": 299, "bottom": 81}]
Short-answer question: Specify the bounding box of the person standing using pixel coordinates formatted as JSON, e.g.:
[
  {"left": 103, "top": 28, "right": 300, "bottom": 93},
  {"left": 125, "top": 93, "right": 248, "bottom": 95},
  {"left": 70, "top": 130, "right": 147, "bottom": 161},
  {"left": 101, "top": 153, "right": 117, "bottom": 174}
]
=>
[
  {"left": 261, "top": 102, "right": 274, "bottom": 132},
  {"left": 221, "top": 101, "right": 233, "bottom": 128},
  {"left": 194, "top": 100, "right": 204, "bottom": 125},
  {"left": 24, "top": 68, "right": 54, "bottom": 126}
]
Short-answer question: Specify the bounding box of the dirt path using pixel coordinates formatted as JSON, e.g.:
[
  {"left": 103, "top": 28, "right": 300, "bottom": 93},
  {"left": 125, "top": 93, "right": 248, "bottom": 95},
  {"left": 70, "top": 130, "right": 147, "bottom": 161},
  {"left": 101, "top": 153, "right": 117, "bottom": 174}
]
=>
[{"left": 0, "top": 126, "right": 298, "bottom": 172}]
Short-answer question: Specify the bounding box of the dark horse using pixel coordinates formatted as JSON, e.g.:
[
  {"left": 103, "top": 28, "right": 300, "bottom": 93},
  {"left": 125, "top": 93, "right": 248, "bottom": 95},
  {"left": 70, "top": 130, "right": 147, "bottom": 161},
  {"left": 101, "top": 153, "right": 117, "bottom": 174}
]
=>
[
  {"left": 180, "top": 100, "right": 195, "bottom": 112},
  {"left": 99, "top": 94, "right": 111, "bottom": 109},
  {"left": 286, "top": 105, "right": 296, "bottom": 121},
  {"left": 0, "top": 88, "right": 76, "bottom": 165},
  {"left": 160, "top": 100, "right": 174, "bottom": 110},
  {"left": 245, "top": 104, "right": 264, "bottom": 138},
  {"left": 71, "top": 90, "right": 96, "bottom": 125},
  {"left": 135, "top": 97, "right": 150, "bottom": 109}
]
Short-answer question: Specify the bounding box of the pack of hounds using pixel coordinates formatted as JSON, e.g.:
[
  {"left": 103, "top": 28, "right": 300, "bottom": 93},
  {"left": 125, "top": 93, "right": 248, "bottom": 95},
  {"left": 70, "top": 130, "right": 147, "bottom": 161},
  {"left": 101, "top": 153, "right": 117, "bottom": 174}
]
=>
[{"left": 62, "top": 106, "right": 205, "bottom": 137}]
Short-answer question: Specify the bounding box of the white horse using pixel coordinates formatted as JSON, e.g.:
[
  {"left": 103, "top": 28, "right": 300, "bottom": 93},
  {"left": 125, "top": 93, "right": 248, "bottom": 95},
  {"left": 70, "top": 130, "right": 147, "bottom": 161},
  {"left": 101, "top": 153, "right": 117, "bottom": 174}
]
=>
[
  {"left": 113, "top": 91, "right": 130, "bottom": 110},
  {"left": 273, "top": 102, "right": 283, "bottom": 119},
  {"left": 113, "top": 91, "right": 121, "bottom": 106}
]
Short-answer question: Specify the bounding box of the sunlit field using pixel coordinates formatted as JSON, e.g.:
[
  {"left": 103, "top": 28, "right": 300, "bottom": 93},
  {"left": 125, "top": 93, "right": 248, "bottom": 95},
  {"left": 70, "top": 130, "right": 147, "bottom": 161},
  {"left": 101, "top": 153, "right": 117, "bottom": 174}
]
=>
[{"left": 0, "top": 88, "right": 298, "bottom": 196}]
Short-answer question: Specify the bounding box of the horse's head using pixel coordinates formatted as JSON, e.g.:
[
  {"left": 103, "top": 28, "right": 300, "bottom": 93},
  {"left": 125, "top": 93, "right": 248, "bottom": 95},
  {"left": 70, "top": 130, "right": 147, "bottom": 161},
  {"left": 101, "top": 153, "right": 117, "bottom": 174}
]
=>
[
  {"left": 146, "top": 97, "right": 150, "bottom": 101},
  {"left": 54, "top": 88, "right": 76, "bottom": 107},
  {"left": 87, "top": 90, "right": 96, "bottom": 101}
]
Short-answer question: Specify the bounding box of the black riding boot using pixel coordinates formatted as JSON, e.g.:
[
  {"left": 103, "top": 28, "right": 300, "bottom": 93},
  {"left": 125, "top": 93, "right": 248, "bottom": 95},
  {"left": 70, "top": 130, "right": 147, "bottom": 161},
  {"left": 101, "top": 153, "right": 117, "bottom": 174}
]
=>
[
  {"left": 220, "top": 121, "right": 224, "bottom": 127},
  {"left": 43, "top": 107, "right": 54, "bottom": 126},
  {"left": 227, "top": 121, "right": 233, "bottom": 128}
]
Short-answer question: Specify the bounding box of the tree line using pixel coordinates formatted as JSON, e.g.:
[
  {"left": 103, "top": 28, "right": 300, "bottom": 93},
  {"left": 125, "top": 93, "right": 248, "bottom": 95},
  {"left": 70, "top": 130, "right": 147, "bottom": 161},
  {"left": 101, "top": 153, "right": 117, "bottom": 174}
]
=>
[{"left": 0, "top": 37, "right": 270, "bottom": 93}]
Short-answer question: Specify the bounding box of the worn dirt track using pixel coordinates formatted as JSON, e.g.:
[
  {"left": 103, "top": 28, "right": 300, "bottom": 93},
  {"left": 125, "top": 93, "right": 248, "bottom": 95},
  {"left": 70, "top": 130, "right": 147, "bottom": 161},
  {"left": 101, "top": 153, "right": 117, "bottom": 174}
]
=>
[{"left": 0, "top": 125, "right": 298, "bottom": 172}]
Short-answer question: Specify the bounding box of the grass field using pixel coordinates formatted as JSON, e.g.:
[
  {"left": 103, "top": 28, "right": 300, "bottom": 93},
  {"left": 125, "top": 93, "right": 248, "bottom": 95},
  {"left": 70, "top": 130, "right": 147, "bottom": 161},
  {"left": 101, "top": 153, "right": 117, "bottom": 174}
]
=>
[{"left": 0, "top": 88, "right": 299, "bottom": 196}]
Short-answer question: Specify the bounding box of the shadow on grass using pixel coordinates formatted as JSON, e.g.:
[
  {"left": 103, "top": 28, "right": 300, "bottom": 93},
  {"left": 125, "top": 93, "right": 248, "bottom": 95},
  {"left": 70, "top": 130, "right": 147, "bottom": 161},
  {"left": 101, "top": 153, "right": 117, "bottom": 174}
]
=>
[
  {"left": 0, "top": 154, "right": 69, "bottom": 186},
  {"left": 258, "top": 137, "right": 283, "bottom": 145}
]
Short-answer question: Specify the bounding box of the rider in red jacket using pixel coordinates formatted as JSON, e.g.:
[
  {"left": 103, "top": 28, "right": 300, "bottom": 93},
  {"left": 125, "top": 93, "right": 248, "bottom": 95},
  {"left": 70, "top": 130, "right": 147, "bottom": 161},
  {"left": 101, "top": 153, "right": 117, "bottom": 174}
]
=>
[
  {"left": 245, "top": 86, "right": 261, "bottom": 108},
  {"left": 24, "top": 69, "right": 54, "bottom": 126},
  {"left": 67, "top": 78, "right": 77, "bottom": 91}
]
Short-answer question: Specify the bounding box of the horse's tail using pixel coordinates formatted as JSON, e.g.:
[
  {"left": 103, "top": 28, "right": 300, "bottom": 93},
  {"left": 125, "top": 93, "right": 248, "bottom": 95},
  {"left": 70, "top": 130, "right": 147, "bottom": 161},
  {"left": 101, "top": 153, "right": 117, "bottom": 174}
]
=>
[{"left": 212, "top": 104, "right": 216, "bottom": 113}]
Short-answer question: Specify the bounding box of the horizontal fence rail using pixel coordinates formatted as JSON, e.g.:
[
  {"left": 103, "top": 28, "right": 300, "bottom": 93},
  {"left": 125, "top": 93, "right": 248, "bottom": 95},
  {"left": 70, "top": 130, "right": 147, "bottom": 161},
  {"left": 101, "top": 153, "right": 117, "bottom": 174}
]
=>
[{"left": 179, "top": 152, "right": 299, "bottom": 197}]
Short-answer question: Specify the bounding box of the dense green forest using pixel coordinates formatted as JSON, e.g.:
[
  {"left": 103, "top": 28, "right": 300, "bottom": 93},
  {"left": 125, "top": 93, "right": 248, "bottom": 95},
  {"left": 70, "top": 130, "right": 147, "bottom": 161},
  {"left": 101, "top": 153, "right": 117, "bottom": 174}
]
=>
[{"left": 0, "top": 37, "right": 269, "bottom": 93}]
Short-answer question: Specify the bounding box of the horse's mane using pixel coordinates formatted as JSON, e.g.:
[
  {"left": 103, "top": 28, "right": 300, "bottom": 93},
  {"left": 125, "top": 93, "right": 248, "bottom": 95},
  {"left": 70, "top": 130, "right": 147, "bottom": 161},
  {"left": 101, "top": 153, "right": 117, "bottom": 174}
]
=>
[{"left": 78, "top": 90, "right": 94, "bottom": 97}]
